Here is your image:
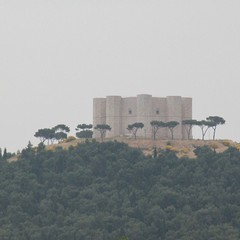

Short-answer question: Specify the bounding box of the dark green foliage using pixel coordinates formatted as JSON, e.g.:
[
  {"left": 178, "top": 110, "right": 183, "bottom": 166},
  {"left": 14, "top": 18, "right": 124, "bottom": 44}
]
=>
[
  {"left": 76, "top": 124, "right": 93, "bottom": 130},
  {"left": 34, "top": 124, "right": 70, "bottom": 144},
  {"left": 52, "top": 124, "right": 70, "bottom": 133},
  {"left": 54, "top": 131, "right": 67, "bottom": 141},
  {"left": 0, "top": 142, "right": 240, "bottom": 239},
  {"left": 3, "top": 147, "right": 7, "bottom": 159},
  {"left": 52, "top": 124, "right": 70, "bottom": 142},
  {"left": 1, "top": 147, "right": 15, "bottom": 161},
  {"left": 75, "top": 124, "right": 93, "bottom": 139},
  {"left": 76, "top": 130, "right": 93, "bottom": 138},
  {"left": 34, "top": 128, "right": 55, "bottom": 144}
]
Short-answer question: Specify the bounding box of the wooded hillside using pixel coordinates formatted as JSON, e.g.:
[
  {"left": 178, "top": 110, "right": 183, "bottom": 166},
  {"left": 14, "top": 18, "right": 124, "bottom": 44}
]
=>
[{"left": 0, "top": 141, "right": 240, "bottom": 239}]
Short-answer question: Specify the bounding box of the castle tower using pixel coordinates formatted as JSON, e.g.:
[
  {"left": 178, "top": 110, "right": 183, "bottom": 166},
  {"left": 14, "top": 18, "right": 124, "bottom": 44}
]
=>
[
  {"left": 137, "top": 94, "right": 152, "bottom": 138},
  {"left": 182, "top": 97, "right": 193, "bottom": 139},
  {"left": 166, "top": 96, "right": 182, "bottom": 139},
  {"left": 93, "top": 98, "right": 106, "bottom": 138},
  {"left": 152, "top": 97, "right": 168, "bottom": 138},
  {"left": 106, "top": 96, "right": 122, "bottom": 138}
]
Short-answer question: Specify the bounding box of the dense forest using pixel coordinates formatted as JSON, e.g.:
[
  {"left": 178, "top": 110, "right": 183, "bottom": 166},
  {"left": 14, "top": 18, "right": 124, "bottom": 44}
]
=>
[{"left": 0, "top": 141, "right": 240, "bottom": 239}]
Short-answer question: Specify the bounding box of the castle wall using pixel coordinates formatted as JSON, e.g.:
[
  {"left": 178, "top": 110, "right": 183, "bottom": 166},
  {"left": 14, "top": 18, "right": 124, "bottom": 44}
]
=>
[
  {"left": 182, "top": 97, "right": 193, "bottom": 139},
  {"left": 93, "top": 95, "right": 192, "bottom": 140},
  {"left": 93, "top": 98, "right": 106, "bottom": 138},
  {"left": 137, "top": 94, "right": 152, "bottom": 138},
  {"left": 106, "top": 96, "right": 122, "bottom": 138},
  {"left": 152, "top": 97, "right": 168, "bottom": 138},
  {"left": 121, "top": 97, "right": 137, "bottom": 136},
  {"left": 167, "top": 96, "right": 182, "bottom": 139}
]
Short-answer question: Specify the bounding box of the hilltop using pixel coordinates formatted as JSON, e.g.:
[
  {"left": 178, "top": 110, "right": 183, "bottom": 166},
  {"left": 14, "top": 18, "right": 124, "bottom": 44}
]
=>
[
  {"left": 46, "top": 137, "right": 238, "bottom": 159},
  {"left": 8, "top": 138, "right": 238, "bottom": 163}
]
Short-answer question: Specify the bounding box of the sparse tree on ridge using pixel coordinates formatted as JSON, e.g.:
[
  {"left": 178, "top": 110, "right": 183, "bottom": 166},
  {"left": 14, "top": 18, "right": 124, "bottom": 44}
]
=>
[
  {"left": 52, "top": 124, "right": 70, "bottom": 134},
  {"left": 127, "top": 122, "right": 144, "bottom": 140},
  {"left": 52, "top": 124, "right": 70, "bottom": 142},
  {"left": 206, "top": 116, "right": 225, "bottom": 140},
  {"left": 3, "top": 148, "right": 7, "bottom": 160},
  {"left": 94, "top": 124, "right": 111, "bottom": 142},
  {"left": 34, "top": 128, "right": 55, "bottom": 144},
  {"left": 165, "top": 121, "right": 179, "bottom": 140},
  {"left": 195, "top": 120, "right": 215, "bottom": 140},
  {"left": 150, "top": 120, "right": 165, "bottom": 140},
  {"left": 76, "top": 124, "right": 93, "bottom": 139},
  {"left": 182, "top": 119, "right": 198, "bottom": 140},
  {"left": 34, "top": 124, "right": 70, "bottom": 144},
  {"left": 76, "top": 124, "right": 93, "bottom": 130},
  {"left": 54, "top": 132, "right": 68, "bottom": 142}
]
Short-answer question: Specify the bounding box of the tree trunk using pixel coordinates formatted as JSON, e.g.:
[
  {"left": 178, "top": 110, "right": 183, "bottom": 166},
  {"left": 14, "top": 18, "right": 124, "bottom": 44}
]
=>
[
  {"left": 187, "top": 125, "right": 193, "bottom": 140},
  {"left": 213, "top": 127, "right": 216, "bottom": 140},
  {"left": 171, "top": 129, "right": 174, "bottom": 140},
  {"left": 100, "top": 131, "right": 104, "bottom": 142},
  {"left": 201, "top": 127, "right": 205, "bottom": 140},
  {"left": 187, "top": 128, "right": 190, "bottom": 140}
]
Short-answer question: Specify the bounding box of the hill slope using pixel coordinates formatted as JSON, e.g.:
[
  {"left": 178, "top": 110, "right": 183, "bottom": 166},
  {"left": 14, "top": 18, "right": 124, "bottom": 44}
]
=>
[{"left": 1, "top": 141, "right": 240, "bottom": 239}]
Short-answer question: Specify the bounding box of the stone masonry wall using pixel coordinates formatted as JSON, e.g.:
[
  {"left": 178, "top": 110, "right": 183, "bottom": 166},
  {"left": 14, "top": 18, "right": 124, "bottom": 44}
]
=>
[{"left": 93, "top": 94, "right": 192, "bottom": 139}]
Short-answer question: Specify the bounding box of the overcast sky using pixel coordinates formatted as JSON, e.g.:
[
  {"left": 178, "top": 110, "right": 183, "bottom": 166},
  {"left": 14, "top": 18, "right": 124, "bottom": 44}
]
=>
[{"left": 0, "top": 0, "right": 240, "bottom": 152}]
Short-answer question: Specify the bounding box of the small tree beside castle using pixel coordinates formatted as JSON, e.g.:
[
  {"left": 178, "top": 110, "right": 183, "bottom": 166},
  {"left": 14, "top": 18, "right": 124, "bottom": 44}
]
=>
[
  {"left": 206, "top": 116, "right": 226, "bottom": 140},
  {"left": 182, "top": 116, "right": 225, "bottom": 140},
  {"left": 150, "top": 121, "right": 166, "bottom": 140},
  {"left": 165, "top": 121, "right": 179, "bottom": 140},
  {"left": 127, "top": 122, "right": 144, "bottom": 139},
  {"left": 76, "top": 124, "right": 93, "bottom": 139},
  {"left": 182, "top": 119, "right": 198, "bottom": 140},
  {"left": 94, "top": 124, "right": 111, "bottom": 142}
]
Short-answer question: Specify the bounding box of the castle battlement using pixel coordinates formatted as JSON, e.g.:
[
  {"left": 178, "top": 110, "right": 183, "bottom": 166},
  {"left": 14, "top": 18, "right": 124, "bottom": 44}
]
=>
[{"left": 93, "top": 94, "right": 192, "bottom": 139}]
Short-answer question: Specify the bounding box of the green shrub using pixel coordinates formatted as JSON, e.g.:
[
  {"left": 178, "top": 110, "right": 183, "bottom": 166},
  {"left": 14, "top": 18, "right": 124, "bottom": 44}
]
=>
[{"left": 76, "top": 130, "right": 93, "bottom": 139}]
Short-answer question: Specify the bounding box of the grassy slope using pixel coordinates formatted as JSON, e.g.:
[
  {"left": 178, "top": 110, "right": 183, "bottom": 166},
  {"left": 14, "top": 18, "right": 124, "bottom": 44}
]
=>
[
  {"left": 8, "top": 138, "right": 238, "bottom": 162},
  {"left": 48, "top": 137, "right": 238, "bottom": 159}
]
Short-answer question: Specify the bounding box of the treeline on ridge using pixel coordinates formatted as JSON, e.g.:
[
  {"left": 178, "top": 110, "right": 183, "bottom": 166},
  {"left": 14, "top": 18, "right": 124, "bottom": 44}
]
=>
[{"left": 34, "top": 115, "right": 225, "bottom": 145}]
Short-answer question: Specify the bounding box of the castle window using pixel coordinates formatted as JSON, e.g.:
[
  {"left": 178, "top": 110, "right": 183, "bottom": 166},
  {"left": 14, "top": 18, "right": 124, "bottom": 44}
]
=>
[
  {"left": 128, "top": 109, "right": 132, "bottom": 114},
  {"left": 156, "top": 109, "right": 159, "bottom": 115}
]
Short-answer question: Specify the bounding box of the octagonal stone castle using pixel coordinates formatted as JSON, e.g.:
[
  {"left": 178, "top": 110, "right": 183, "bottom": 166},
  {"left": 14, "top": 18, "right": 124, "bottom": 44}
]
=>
[{"left": 93, "top": 94, "right": 192, "bottom": 140}]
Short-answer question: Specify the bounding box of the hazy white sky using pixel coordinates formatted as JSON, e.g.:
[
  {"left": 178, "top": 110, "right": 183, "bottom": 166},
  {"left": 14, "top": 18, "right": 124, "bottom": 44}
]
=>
[{"left": 0, "top": 0, "right": 240, "bottom": 152}]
